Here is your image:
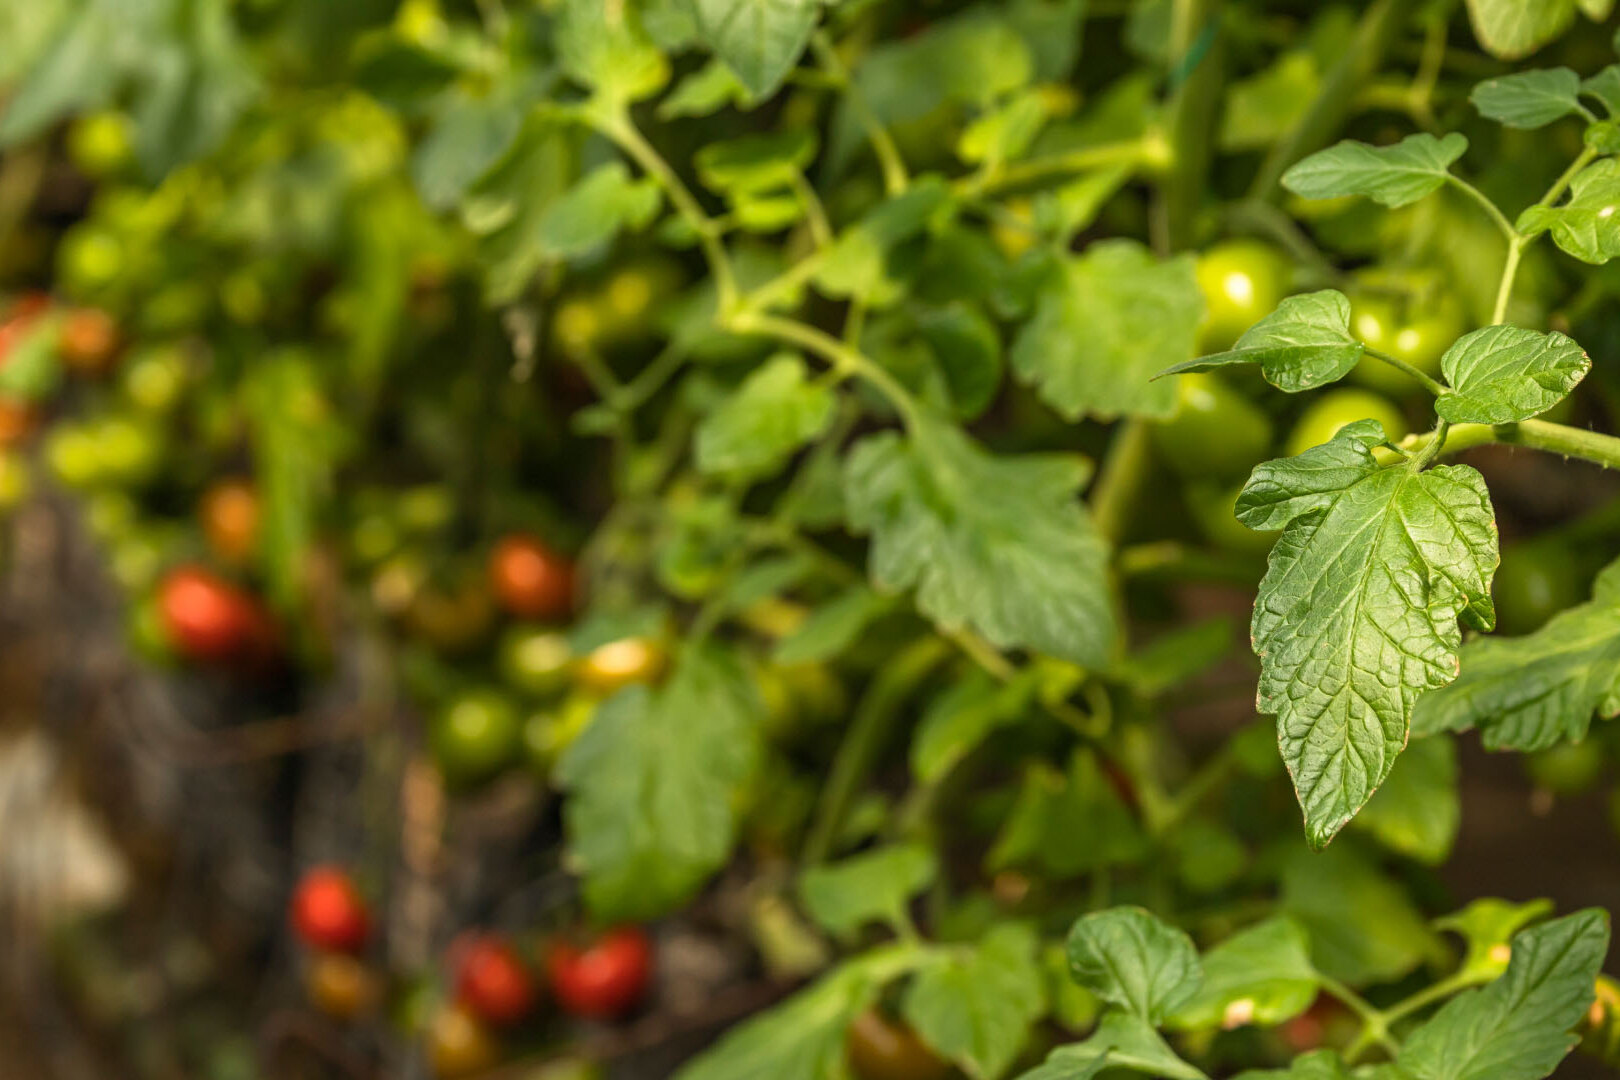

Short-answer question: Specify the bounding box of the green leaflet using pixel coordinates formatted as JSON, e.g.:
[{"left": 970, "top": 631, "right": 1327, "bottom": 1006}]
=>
[
  {"left": 773, "top": 584, "right": 891, "bottom": 665},
  {"left": 695, "top": 353, "right": 836, "bottom": 481},
  {"left": 1066, "top": 907, "right": 1202, "bottom": 1024},
  {"left": 1436, "top": 898, "right": 1556, "bottom": 984},
  {"left": 1168, "top": 917, "right": 1319, "bottom": 1031},
  {"left": 1516, "top": 157, "right": 1620, "bottom": 265},
  {"left": 1281, "top": 842, "right": 1442, "bottom": 986},
  {"left": 1396, "top": 909, "right": 1609, "bottom": 1080},
  {"left": 912, "top": 669, "right": 1037, "bottom": 785},
  {"left": 1464, "top": 0, "right": 1579, "bottom": 61},
  {"left": 555, "top": 0, "right": 670, "bottom": 103},
  {"left": 556, "top": 643, "right": 761, "bottom": 920},
  {"left": 1011, "top": 239, "right": 1203, "bottom": 421},
  {"left": 683, "top": 0, "right": 820, "bottom": 101},
  {"left": 1470, "top": 68, "right": 1585, "bottom": 128},
  {"left": 843, "top": 416, "right": 1115, "bottom": 667},
  {"left": 1353, "top": 732, "right": 1460, "bottom": 864},
  {"left": 1411, "top": 556, "right": 1620, "bottom": 751},
  {"left": 695, "top": 129, "right": 817, "bottom": 194},
  {"left": 1231, "top": 1049, "right": 1352, "bottom": 1080},
  {"left": 1018, "top": 1012, "right": 1207, "bottom": 1080},
  {"left": 903, "top": 923, "right": 1047, "bottom": 1080},
  {"left": 533, "top": 162, "right": 663, "bottom": 260},
  {"left": 1435, "top": 325, "right": 1589, "bottom": 425},
  {"left": 1281, "top": 133, "right": 1468, "bottom": 208},
  {"left": 1155, "top": 290, "right": 1364, "bottom": 392},
  {"left": 988, "top": 750, "right": 1147, "bottom": 879},
  {"left": 1238, "top": 423, "right": 1497, "bottom": 847},
  {"left": 798, "top": 843, "right": 937, "bottom": 940}
]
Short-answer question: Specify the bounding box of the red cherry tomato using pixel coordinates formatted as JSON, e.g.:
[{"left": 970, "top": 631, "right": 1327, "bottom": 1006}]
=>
[
  {"left": 489, "top": 534, "right": 575, "bottom": 620},
  {"left": 453, "top": 934, "right": 538, "bottom": 1027},
  {"left": 546, "top": 927, "right": 653, "bottom": 1019},
  {"left": 290, "top": 866, "right": 370, "bottom": 953},
  {"left": 156, "top": 566, "right": 268, "bottom": 663}
]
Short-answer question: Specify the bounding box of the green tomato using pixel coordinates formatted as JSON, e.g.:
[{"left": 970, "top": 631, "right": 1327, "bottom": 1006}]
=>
[
  {"left": 1195, "top": 239, "right": 1291, "bottom": 352},
  {"left": 127, "top": 592, "right": 177, "bottom": 666},
  {"left": 396, "top": 484, "right": 454, "bottom": 534},
  {"left": 1493, "top": 542, "right": 1582, "bottom": 635},
  {"left": 85, "top": 490, "right": 139, "bottom": 543},
  {"left": 498, "top": 625, "right": 575, "bottom": 698},
  {"left": 121, "top": 346, "right": 188, "bottom": 414},
  {"left": 67, "top": 110, "right": 134, "bottom": 178},
  {"left": 1524, "top": 738, "right": 1606, "bottom": 796},
  {"left": 57, "top": 225, "right": 125, "bottom": 296},
  {"left": 108, "top": 528, "right": 174, "bottom": 591},
  {"left": 1347, "top": 293, "right": 1462, "bottom": 394},
  {"left": 1285, "top": 389, "right": 1407, "bottom": 457},
  {"left": 1153, "top": 373, "right": 1275, "bottom": 480},
  {"left": 89, "top": 414, "right": 165, "bottom": 488},
  {"left": 45, "top": 424, "right": 102, "bottom": 489},
  {"left": 432, "top": 690, "right": 522, "bottom": 790},
  {"left": 1186, "top": 481, "right": 1279, "bottom": 556}
]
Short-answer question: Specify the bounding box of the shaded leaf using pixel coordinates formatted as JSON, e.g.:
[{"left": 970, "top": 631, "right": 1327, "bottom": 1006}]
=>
[
  {"left": 1066, "top": 907, "right": 1202, "bottom": 1023},
  {"left": 1157, "top": 290, "right": 1363, "bottom": 392},
  {"left": 1282, "top": 133, "right": 1468, "bottom": 208}
]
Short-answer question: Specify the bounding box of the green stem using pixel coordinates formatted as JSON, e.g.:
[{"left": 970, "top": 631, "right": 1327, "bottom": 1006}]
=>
[
  {"left": 1491, "top": 237, "right": 1524, "bottom": 326},
  {"left": 1155, "top": 0, "right": 1224, "bottom": 251},
  {"left": 727, "top": 311, "right": 924, "bottom": 427},
  {"left": 1395, "top": 418, "right": 1620, "bottom": 471},
  {"left": 1447, "top": 176, "right": 1518, "bottom": 245},
  {"left": 600, "top": 109, "right": 739, "bottom": 313},
  {"left": 1249, "top": 0, "right": 1413, "bottom": 200},
  {"left": 954, "top": 137, "right": 1168, "bottom": 199},
  {"left": 1408, "top": 419, "right": 1450, "bottom": 471},
  {"left": 1494, "top": 144, "right": 1600, "bottom": 323},
  {"left": 800, "top": 638, "right": 951, "bottom": 866},
  {"left": 1319, "top": 975, "right": 1401, "bottom": 1062},
  {"left": 1091, "top": 419, "right": 1155, "bottom": 544},
  {"left": 811, "top": 31, "right": 908, "bottom": 196},
  {"left": 1364, "top": 346, "right": 1447, "bottom": 396},
  {"left": 792, "top": 170, "right": 834, "bottom": 248}
]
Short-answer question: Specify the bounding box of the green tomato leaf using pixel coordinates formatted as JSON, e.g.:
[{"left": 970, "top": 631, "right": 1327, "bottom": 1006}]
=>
[
  {"left": 1281, "top": 843, "right": 1442, "bottom": 986},
  {"left": 1471, "top": 68, "right": 1585, "bottom": 128},
  {"left": 557, "top": 643, "right": 761, "bottom": 920},
  {"left": 798, "top": 843, "right": 936, "bottom": 940},
  {"left": 556, "top": 0, "right": 670, "bottom": 103},
  {"left": 912, "top": 669, "right": 1038, "bottom": 785},
  {"left": 1465, "top": 0, "right": 1578, "bottom": 60},
  {"left": 1066, "top": 907, "right": 1202, "bottom": 1024},
  {"left": 1017, "top": 1010, "right": 1211, "bottom": 1080},
  {"left": 1231, "top": 1049, "right": 1354, "bottom": 1080},
  {"left": 1238, "top": 425, "right": 1498, "bottom": 847},
  {"left": 1011, "top": 240, "right": 1203, "bottom": 421},
  {"left": 1281, "top": 133, "right": 1468, "bottom": 208},
  {"left": 1220, "top": 52, "right": 1319, "bottom": 152},
  {"left": 814, "top": 177, "right": 954, "bottom": 304},
  {"left": 1436, "top": 898, "right": 1556, "bottom": 984},
  {"left": 1411, "top": 556, "right": 1620, "bottom": 751},
  {"left": 695, "top": 353, "right": 836, "bottom": 482},
  {"left": 1156, "top": 290, "right": 1364, "bottom": 392},
  {"left": 672, "top": 949, "right": 906, "bottom": 1080},
  {"left": 1352, "top": 732, "right": 1460, "bottom": 864},
  {"left": 1516, "top": 157, "right": 1620, "bottom": 264},
  {"left": 988, "top": 750, "right": 1147, "bottom": 879},
  {"left": 412, "top": 87, "right": 526, "bottom": 211},
  {"left": 695, "top": 129, "right": 817, "bottom": 194},
  {"left": 535, "top": 162, "right": 662, "bottom": 260},
  {"left": 683, "top": 0, "right": 820, "bottom": 101},
  {"left": 1397, "top": 909, "right": 1609, "bottom": 1080},
  {"left": 904, "top": 923, "right": 1047, "bottom": 1080},
  {"left": 1581, "top": 65, "right": 1620, "bottom": 118},
  {"left": 659, "top": 58, "right": 750, "bottom": 118},
  {"left": 844, "top": 416, "right": 1115, "bottom": 666},
  {"left": 917, "top": 301, "right": 1004, "bottom": 421},
  {"left": 1168, "top": 917, "right": 1319, "bottom": 1032},
  {"left": 1435, "top": 325, "right": 1589, "bottom": 424},
  {"left": 957, "top": 90, "right": 1050, "bottom": 166},
  {"left": 773, "top": 584, "right": 892, "bottom": 666}
]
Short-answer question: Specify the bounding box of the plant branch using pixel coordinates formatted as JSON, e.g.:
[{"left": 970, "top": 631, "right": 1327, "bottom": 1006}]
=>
[
  {"left": 810, "top": 31, "right": 908, "bottom": 196},
  {"left": 1363, "top": 346, "right": 1447, "bottom": 396},
  {"left": 727, "top": 310, "right": 924, "bottom": 427}
]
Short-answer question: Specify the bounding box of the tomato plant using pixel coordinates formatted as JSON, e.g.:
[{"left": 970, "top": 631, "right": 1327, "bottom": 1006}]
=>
[{"left": 5, "top": 1, "right": 1620, "bottom": 1079}]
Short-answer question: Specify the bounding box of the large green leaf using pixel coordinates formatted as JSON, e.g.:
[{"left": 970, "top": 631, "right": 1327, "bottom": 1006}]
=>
[
  {"left": 683, "top": 0, "right": 820, "bottom": 101},
  {"left": 1156, "top": 290, "right": 1363, "bottom": 393},
  {"left": 1470, "top": 68, "right": 1585, "bottom": 128},
  {"left": 1011, "top": 240, "right": 1202, "bottom": 421},
  {"left": 1352, "top": 732, "right": 1460, "bottom": 864},
  {"left": 1169, "top": 917, "right": 1319, "bottom": 1031},
  {"left": 1412, "top": 556, "right": 1620, "bottom": 751},
  {"left": 843, "top": 416, "right": 1115, "bottom": 666},
  {"left": 1465, "top": 0, "right": 1578, "bottom": 60},
  {"left": 1282, "top": 133, "right": 1468, "bottom": 208},
  {"left": 1238, "top": 423, "right": 1498, "bottom": 847},
  {"left": 696, "top": 353, "right": 836, "bottom": 481},
  {"left": 903, "top": 923, "right": 1047, "bottom": 1080},
  {"left": 1066, "top": 907, "right": 1202, "bottom": 1024},
  {"left": 1281, "top": 843, "right": 1442, "bottom": 986},
  {"left": 1435, "top": 326, "right": 1589, "bottom": 425},
  {"left": 1516, "top": 158, "right": 1620, "bottom": 265},
  {"left": 555, "top": 0, "right": 670, "bottom": 103},
  {"left": 557, "top": 644, "right": 761, "bottom": 920},
  {"left": 1397, "top": 909, "right": 1609, "bottom": 1080},
  {"left": 798, "top": 844, "right": 936, "bottom": 940}
]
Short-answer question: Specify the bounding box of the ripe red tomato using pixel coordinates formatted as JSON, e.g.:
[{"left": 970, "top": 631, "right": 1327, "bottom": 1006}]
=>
[
  {"left": 546, "top": 927, "right": 653, "bottom": 1019},
  {"left": 489, "top": 534, "right": 575, "bottom": 620},
  {"left": 290, "top": 866, "right": 370, "bottom": 953},
  {"left": 453, "top": 934, "right": 538, "bottom": 1027},
  {"left": 156, "top": 566, "right": 270, "bottom": 663}
]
